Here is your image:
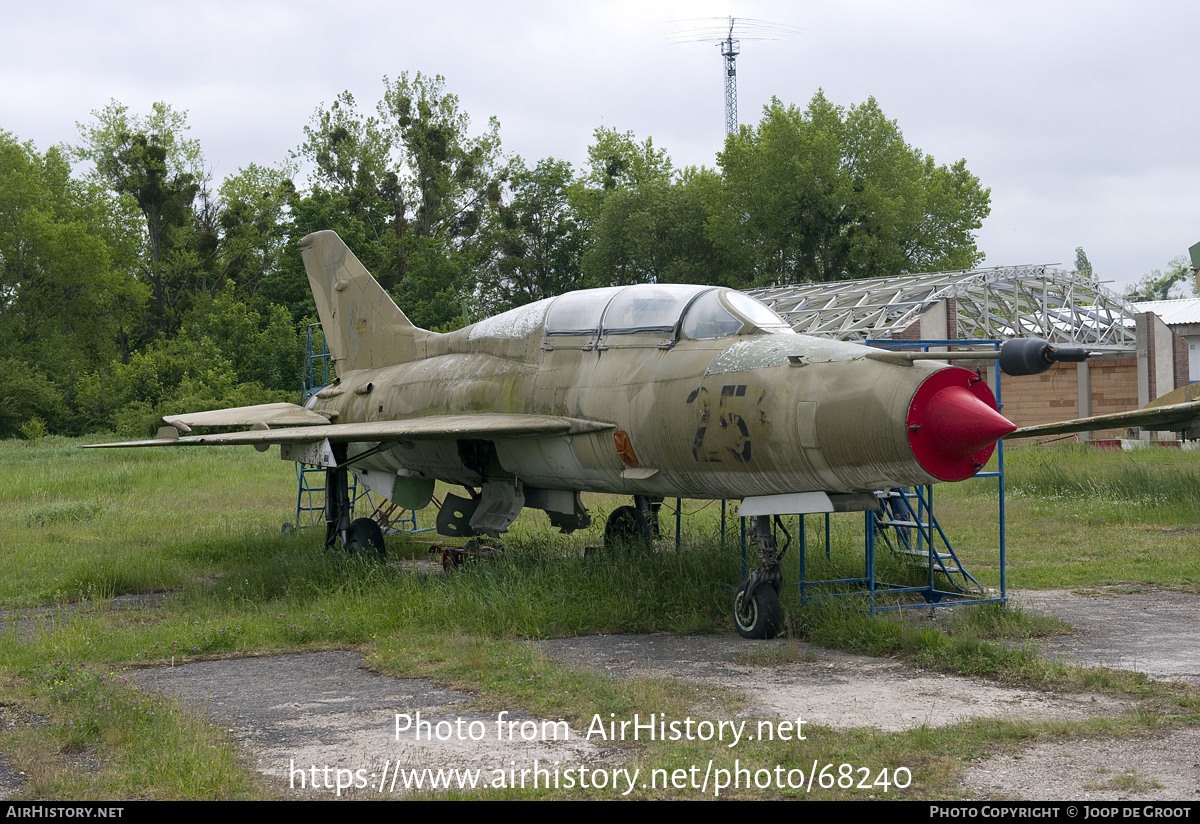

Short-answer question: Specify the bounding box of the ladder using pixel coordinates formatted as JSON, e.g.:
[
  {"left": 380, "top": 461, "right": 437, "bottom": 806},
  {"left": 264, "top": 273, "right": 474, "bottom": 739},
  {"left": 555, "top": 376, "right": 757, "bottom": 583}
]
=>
[{"left": 874, "top": 487, "right": 984, "bottom": 596}]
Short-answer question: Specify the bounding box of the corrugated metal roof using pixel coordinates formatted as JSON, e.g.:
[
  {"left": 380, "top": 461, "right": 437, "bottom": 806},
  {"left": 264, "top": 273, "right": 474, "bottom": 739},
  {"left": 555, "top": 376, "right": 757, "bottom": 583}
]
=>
[{"left": 1131, "top": 298, "right": 1200, "bottom": 325}]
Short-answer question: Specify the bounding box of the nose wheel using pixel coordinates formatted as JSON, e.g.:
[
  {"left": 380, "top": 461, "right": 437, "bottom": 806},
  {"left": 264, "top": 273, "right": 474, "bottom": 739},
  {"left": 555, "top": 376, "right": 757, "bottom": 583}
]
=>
[
  {"left": 733, "top": 578, "right": 781, "bottom": 639},
  {"left": 732, "top": 515, "right": 788, "bottom": 639}
]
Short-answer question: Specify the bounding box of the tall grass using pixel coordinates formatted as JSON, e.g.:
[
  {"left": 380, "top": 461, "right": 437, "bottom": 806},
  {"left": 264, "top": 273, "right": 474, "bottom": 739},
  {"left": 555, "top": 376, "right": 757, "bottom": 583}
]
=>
[{"left": 989, "top": 442, "right": 1200, "bottom": 522}]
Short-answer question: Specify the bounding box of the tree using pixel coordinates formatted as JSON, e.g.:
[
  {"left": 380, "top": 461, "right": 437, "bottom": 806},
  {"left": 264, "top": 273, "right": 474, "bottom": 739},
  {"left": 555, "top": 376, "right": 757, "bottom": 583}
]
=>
[
  {"left": 378, "top": 73, "right": 502, "bottom": 243},
  {"left": 567, "top": 128, "right": 720, "bottom": 288},
  {"left": 216, "top": 163, "right": 296, "bottom": 299},
  {"left": 570, "top": 127, "right": 675, "bottom": 233},
  {"left": 1074, "top": 246, "right": 1094, "bottom": 279},
  {"left": 291, "top": 75, "right": 507, "bottom": 329},
  {"left": 0, "top": 132, "right": 145, "bottom": 433},
  {"left": 1124, "top": 255, "right": 1195, "bottom": 301},
  {"left": 580, "top": 169, "right": 720, "bottom": 287},
  {"left": 710, "top": 91, "right": 991, "bottom": 286},
  {"left": 485, "top": 157, "right": 583, "bottom": 309},
  {"left": 75, "top": 101, "right": 211, "bottom": 336}
]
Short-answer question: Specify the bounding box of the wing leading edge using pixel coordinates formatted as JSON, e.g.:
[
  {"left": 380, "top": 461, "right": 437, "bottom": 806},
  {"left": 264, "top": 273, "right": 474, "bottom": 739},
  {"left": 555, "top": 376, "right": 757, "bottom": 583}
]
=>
[
  {"left": 83, "top": 413, "right": 615, "bottom": 449},
  {"left": 1008, "top": 400, "right": 1200, "bottom": 439}
]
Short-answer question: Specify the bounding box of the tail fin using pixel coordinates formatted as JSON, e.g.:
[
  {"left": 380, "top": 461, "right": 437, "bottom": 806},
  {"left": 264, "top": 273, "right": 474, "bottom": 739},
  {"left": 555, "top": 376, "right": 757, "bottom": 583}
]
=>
[{"left": 298, "top": 230, "right": 434, "bottom": 375}]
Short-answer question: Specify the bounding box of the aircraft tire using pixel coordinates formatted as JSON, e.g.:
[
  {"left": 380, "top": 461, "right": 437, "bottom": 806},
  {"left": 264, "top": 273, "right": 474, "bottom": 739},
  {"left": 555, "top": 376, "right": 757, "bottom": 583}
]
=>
[
  {"left": 733, "top": 579, "right": 781, "bottom": 640},
  {"left": 604, "top": 505, "right": 652, "bottom": 551},
  {"left": 349, "top": 517, "right": 387, "bottom": 560}
]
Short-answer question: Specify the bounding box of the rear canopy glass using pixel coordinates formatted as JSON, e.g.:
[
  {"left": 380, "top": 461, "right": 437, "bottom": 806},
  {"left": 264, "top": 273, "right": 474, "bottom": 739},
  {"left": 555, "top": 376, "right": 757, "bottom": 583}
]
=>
[
  {"left": 544, "top": 287, "right": 623, "bottom": 334},
  {"left": 601, "top": 285, "right": 709, "bottom": 334}
]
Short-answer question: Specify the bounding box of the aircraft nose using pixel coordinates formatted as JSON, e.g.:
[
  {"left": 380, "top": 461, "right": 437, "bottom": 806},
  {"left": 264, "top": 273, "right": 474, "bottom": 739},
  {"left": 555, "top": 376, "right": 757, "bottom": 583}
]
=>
[
  {"left": 907, "top": 368, "right": 1016, "bottom": 481},
  {"left": 923, "top": 385, "right": 1017, "bottom": 460}
]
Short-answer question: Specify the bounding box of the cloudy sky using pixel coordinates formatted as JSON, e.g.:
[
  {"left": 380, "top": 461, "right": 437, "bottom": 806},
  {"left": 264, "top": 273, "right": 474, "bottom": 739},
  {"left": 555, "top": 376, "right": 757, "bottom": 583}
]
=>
[{"left": 4, "top": 0, "right": 1197, "bottom": 291}]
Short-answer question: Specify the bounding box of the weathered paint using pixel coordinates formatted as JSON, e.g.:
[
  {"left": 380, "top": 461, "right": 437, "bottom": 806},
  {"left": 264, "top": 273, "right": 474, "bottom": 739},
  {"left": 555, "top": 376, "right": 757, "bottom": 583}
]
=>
[{"left": 292, "top": 230, "right": 963, "bottom": 506}]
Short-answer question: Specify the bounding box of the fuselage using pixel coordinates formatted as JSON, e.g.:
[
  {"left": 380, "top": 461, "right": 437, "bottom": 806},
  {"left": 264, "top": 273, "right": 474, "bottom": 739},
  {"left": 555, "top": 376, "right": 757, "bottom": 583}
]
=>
[{"left": 306, "top": 284, "right": 996, "bottom": 502}]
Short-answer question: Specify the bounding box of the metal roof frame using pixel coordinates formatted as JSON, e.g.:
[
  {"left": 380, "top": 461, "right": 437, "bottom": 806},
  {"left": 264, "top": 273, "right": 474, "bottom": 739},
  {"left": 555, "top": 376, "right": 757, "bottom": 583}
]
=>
[{"left": 747, "top": 265, "right": 1139, "bottom": 349}]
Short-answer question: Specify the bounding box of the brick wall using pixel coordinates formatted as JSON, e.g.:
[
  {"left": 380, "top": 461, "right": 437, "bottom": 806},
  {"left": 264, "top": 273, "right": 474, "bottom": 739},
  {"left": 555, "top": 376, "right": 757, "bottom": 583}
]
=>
[
  {"left": 997, "top": 358, "right": 1140, "bottom": 440},
  {"left": 891, "top": 321, "right": 922, "bottom": 345},
  {"left": 1174, "top": 330, "right": 1190, "bottom": 395},
  {"left": 1083, "top": 358, "right": 1140, "bottom": 439},
  {"left": 998, "top": 364, "right": 1079, "bottom": 428}
]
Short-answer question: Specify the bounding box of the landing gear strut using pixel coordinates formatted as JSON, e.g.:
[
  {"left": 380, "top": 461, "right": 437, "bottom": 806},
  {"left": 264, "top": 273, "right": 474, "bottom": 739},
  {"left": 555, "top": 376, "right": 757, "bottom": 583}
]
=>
[
  {"left": 733, "top": 515, "right": 788, "bottom": 639},
  {"left": 323, "top": 443, "right": 386, "bottom": 559}
]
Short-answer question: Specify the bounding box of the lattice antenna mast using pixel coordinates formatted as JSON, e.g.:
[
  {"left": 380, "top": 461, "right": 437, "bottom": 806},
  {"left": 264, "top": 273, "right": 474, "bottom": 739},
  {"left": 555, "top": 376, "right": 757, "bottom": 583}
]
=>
[
  {"left": 721, "top": 17, "right": 740, "bottom": 135},
  {"left": 667, "top": 17, "right": 802, "bottom": 137}
]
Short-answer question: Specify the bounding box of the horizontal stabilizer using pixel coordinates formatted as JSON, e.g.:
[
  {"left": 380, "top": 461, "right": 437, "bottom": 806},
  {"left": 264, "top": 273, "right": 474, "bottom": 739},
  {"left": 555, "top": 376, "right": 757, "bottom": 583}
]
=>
[
  {"left": 83, "top": 413, "right": 615, "bottom": 449},
  {"left": 163, "top": 402, "right": 332, "bottom": 429},
  {"left": 1009, "top": 400, "right": 1200, "bottom": 439}
]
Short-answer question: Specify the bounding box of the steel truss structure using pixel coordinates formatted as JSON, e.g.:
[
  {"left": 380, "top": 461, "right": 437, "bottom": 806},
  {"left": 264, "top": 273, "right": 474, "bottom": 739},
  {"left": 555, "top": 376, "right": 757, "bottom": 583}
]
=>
[{"left": 748, "top": 265, "right": 1141, "bottom": 349}]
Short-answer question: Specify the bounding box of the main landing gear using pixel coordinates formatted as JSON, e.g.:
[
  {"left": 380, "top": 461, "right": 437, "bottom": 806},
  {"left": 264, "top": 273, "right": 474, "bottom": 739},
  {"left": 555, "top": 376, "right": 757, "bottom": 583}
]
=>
[
  {"left": 323, "top": 443, "right": 386, "bottom": 559},
  {"left": 733, "top": 515, "right": 789, "bottom": 639},
  {"left": 603, "top": 495, "right": 661, "bottom": 551}
]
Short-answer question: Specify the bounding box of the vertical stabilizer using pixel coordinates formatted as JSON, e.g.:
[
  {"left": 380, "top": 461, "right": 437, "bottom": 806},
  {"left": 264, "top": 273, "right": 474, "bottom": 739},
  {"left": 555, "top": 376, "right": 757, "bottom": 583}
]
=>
[{"left": 298, "top": 231, "right": 431, "bottom": 375}]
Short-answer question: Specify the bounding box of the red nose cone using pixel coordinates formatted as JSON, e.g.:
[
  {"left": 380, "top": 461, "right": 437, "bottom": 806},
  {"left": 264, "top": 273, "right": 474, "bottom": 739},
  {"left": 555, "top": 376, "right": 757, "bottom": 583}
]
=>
[
  {"left": 923, "top": 385, "right": 1018, "bottom": 462},
  {"left": 907, "top": 368, "right": 1016, "bottom": 481}
]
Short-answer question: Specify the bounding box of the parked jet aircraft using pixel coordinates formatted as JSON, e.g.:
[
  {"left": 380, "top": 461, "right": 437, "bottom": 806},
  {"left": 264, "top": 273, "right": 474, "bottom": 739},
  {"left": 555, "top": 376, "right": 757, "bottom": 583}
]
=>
[{"left": 93, "top": 231, "right": 1182, "bottom": 639}]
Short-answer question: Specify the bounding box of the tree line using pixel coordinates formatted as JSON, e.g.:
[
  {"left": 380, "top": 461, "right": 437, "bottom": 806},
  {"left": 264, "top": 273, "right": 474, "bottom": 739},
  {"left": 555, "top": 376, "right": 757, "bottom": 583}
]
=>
[{"left": 1, "top": 74, "right": 992, "bottom": 438}]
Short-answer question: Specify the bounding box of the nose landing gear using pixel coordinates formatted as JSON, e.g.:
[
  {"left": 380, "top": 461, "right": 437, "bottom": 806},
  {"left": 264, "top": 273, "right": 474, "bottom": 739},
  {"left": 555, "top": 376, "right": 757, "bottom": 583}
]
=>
[{"left": 733, "top": 515, "right": 788, "bottom": 639}]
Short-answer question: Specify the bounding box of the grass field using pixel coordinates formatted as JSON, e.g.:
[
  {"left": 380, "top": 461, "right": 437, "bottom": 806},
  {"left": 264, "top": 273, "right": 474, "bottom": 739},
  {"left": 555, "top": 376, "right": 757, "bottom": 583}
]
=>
[{"left": 1, "top": 436, "right": 1197, "bottom": 799}]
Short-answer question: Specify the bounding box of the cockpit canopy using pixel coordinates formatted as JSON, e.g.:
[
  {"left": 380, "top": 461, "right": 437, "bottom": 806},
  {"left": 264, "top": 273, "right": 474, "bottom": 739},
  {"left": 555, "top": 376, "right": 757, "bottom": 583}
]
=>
[
  {"left": 546, "top": 284, "right": 793, "bottom": 338},
  {"left": 467, "top": 284, "right": 794, "bottom": 341}
]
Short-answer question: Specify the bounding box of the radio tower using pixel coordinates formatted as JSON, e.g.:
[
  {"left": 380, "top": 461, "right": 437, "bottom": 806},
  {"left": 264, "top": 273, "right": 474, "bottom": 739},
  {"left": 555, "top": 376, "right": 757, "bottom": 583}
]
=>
[
  {"left": 721, "top": 17, "right": 740, "bottom": 135},
  {"left": 668, "top": 17, "right": 802, "bottom": 137}
]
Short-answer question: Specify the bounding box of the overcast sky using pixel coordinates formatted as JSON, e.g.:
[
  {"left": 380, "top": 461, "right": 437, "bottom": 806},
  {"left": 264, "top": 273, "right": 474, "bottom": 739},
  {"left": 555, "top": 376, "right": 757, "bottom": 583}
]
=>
[{"left": 4, "top": 0, "right": 1197, "bottom": 292}]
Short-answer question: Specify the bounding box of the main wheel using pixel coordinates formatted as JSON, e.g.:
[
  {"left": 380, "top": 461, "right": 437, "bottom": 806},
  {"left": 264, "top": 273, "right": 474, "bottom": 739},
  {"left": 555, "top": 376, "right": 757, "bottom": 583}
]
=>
[
  {"left": 733, "top": 579, "right": 782, "bottom": 639},
  {"left": 604, "top": 505, "right": 652, "bottom": 551},
  {"left": 349, "top": 517, "right": 386, "bottom": 559}
]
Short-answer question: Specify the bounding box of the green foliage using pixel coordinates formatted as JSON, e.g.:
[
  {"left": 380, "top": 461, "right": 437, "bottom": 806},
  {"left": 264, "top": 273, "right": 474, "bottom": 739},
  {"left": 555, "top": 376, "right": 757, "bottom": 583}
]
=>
[
  {"left": 485, "top": 157, "right": 583, "bottom": 309},
  {"left": 570, "top": 128, "right": 675, "bottom": 247},
  {"left": 711, "top": 91, "right": 991, "bottom": 285},
  {"left": 568, "top": 129, "right": 724, "bottom": 288},
  {"left": 216, "top": 163, "right": 296, "bottom": 298},
  {"left": 73, "top": 295, "right": 301, "bottom": 436},
  {"left": 75, "top": 101, "right": 211, "bottom": 336},
  {"left": 580, "top": 170, "right": 722, "bottom": 287},
  {"left": 1075, "top": 246, "right": 1094, "bottom": 278},
  {"left": 0, "top": 358, "right": 64, "bottom": 439},
  {"left": 4, "top": 83, "right": 1000, "bottom": 438},
  {"left": 0, "top": 133, "right": 146, "bottom": 400},
  {"left": 579, "top": 127, "right": 675, "bottom": 194},
  {"left": 18, "top": 416, "right": 48, "bottom": 443},
  {"left": 1123, "top": 255, "right": 1196, "bottom": 301},
  {"left": 378, "top": 72, "right": 503, "bottom": 242},
  {"left": 182, "top": 292, "right": 305, "bottom": 390},
  {"left": 292, "top": 75, "right": 507, "bottom": 329}
]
